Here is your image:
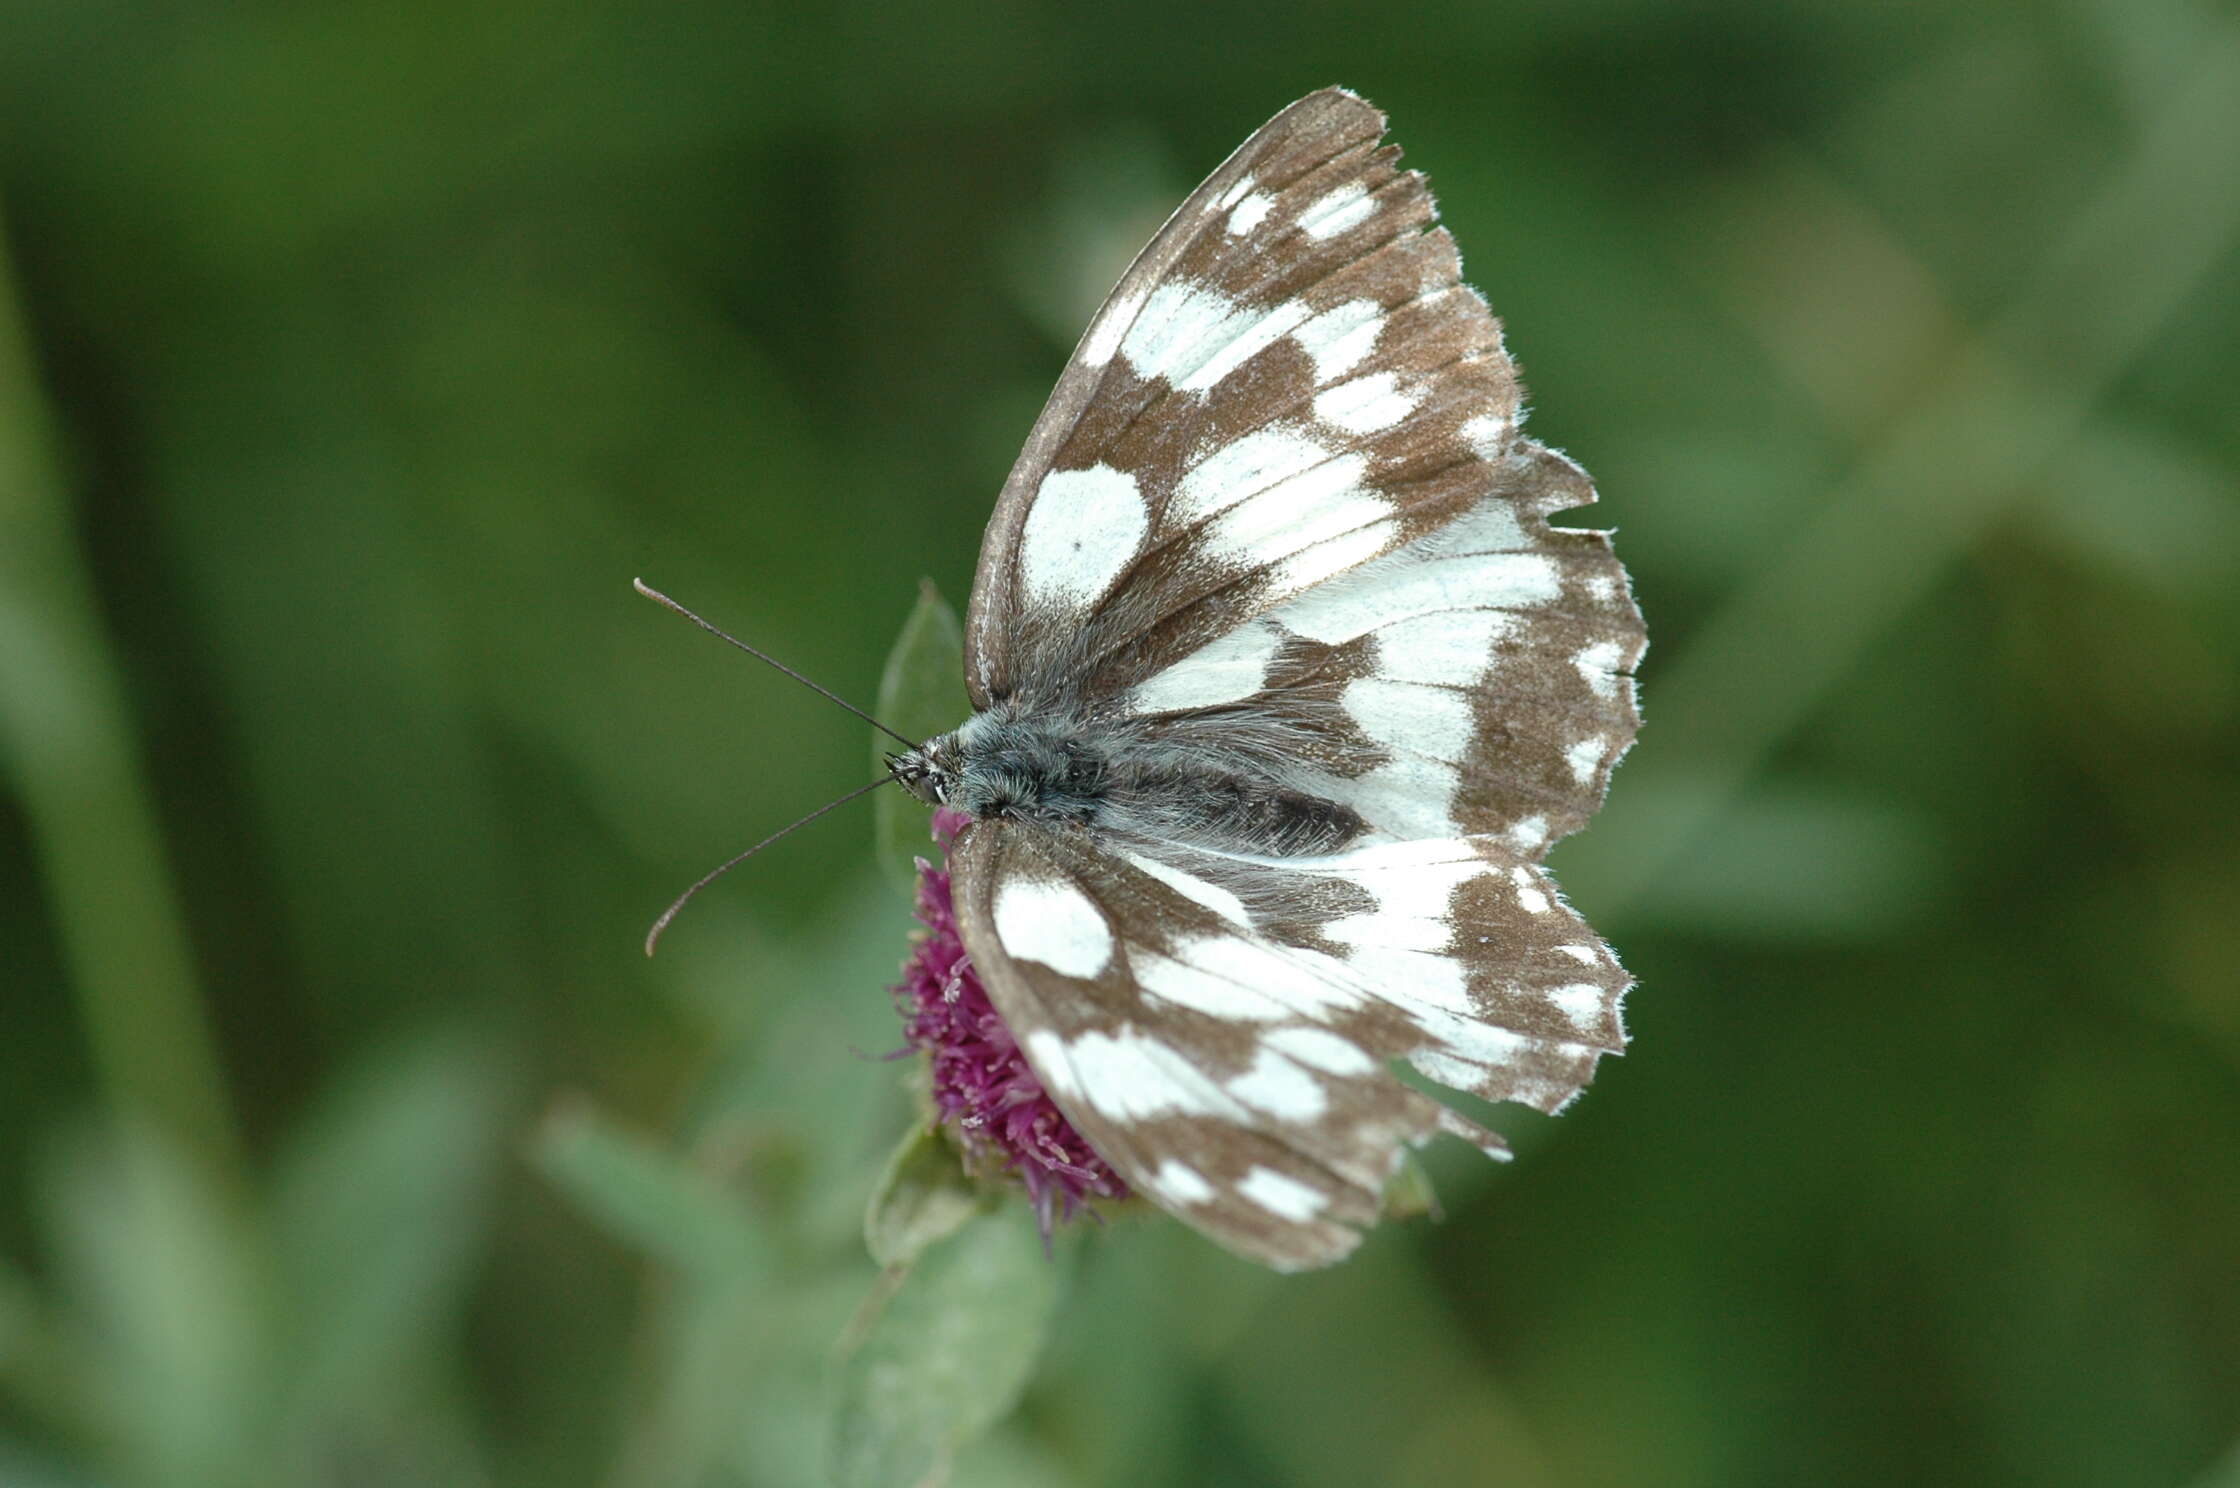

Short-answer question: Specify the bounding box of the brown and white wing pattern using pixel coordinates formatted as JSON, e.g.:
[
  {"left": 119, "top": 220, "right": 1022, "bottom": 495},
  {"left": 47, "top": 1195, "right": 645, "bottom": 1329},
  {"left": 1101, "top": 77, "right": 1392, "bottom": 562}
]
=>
[
  {"left": 964, "top": 86, "right": 1531, "bottom": 711},
  {"left": 962, "top": 86, "right": 1642, "bottom": 855},
  {"left": 943, "top": 89, "right": 1642, "bottom": 1270},
  {"left": 949, "top": 821, "right": 1627, "bottom": 1271},
  {"left": 1123, "top": 442, "right": 1642, "bottom": 859}
]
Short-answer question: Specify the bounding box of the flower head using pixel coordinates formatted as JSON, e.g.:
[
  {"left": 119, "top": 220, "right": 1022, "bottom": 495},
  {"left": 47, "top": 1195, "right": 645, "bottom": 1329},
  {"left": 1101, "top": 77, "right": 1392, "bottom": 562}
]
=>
[{"left": 893, "top": 809, "right": 1128, "bottom": 1235}]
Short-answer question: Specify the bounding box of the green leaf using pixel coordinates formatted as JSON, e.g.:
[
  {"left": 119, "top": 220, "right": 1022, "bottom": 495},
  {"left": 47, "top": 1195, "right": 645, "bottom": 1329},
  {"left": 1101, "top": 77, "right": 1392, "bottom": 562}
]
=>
[
  {"left": 1378, "top": 1151, "right": 1441, "bottom": 1223},
  {"left": 873, "top": 579, "right": 968, "bottom": 894},
  {"left": 266, "top": 1030, "right": 508, "bottom": 1432},
  {"left": 37, "top": 1119, "right": 265, "bottom": 1486},
  {"left": 530, "top": 1099, "right": 768, "bottom": 1281},
  {"left": 830, "top": 1207, "right": 1059, "bottom": 1488},
  {"left": 864, "top": 1123, "right": 987, "bottom": 1269}
]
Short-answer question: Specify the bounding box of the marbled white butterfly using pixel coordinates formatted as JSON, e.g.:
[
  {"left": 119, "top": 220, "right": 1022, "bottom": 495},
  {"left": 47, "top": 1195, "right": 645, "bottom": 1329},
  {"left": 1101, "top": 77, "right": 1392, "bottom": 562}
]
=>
[{"left": 875, "top": 87, "right": 1645, "bottom": 1270}]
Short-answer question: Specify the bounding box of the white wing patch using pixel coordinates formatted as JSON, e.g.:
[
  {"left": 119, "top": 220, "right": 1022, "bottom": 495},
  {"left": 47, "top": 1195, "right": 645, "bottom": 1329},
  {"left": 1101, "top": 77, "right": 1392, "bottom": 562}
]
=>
[
  {"left": 1120, "top": 281, "right": 1300, "bottom": 394},
  {"left": 1296, "top": 757, "right": 1459, "bottom": 842},
  {"left": 1078, "top": 285, "right": 1149, "bottom": 371},
  {"left": 1175, "top": 299, "right": 1313, "bottom": 395},
  {"left": 1264, "top": 1025, "right": 1379, "bottom": 1075},
  {"left": 993, "top": 876, "right": 1115, "bottom": 977},
  {"left": 1125, "top": 621, "right": 1281, "bottom": 713},
  {"left": 1548, "top": 982, "right": 1611, "bottom": 1032},
  {"left": 1211, "top": 175, "right": 1256, "bottom": 212},
  {"left": 1414, "top": 494, "right": 1530, "bottom": 556},
  {"left": 1135, "top": 946, "right": 1295, "bottom": 1021},
  {"left": 1266, "top": 523, "right": 1395, "bottom": 596},
  {"left": 1291, "top": 299, "right": 1386, "bottom": 381},
  {"left": 1510, "top": 865, "right": 1551, "bottom": 914},
  {"left": 1297, "top": 181, "right": 1376, "bottom": 240},
  {"left": 1564, "top": 735, "right": 1611, "bottom": 783},
  {"left": 1321, "top": 846, "right": 1480, "bottom": 952},
  {"left": 1226, "top": 191, "right": 1275, "bottom": 236},
  {"left": 1201, "top": 455, "right": 1385, "bottom": 567},
  {"left": 1108, "top": 279, "right": 1404, "bottom": 403},
  {"left": 1228, "top": 1047, "right": 1328, "bottom": 1120},
  {"left": 1149, "top": 1159, "right": 1216, "bottom": 1205},
  {"left": 1314, "top": 370, "right": 1418, "bottom": 433},
  {"left": 1171, "top": 424, "right": 1339, "bottom": 524},
  {"left": 1027, "top": 1026, "right": 1240, "bottom": 1121},
  {"left": 1276, "top": 548, "right": 1563, "bottom": 642},
  {"left": 1238, "top": 1165, "right": 1329, "bottom": 1221},
  {"left": 1573, "top": 639, "right": 1626, "bottom": 699},
  {"left": 1371, "top": 610, "right": 1515, "bottom": 685},
  {"left": 1458, "top": 412, "right": 1511, "bottom": 458},
  {"left": 1147, "top": 930, "right": 1366, "bottom": 1021},
  {"left": 1019, "top": 465, "right": 1147, "bottom": 610},
  {"left": 1341, "top": 677, "right": 1475, "bottom": 762},
  {"left": 1121, "top": 851, "right": 1252, "bottom": 922},
  {"left": 1117, "top": 281, "right": 1248, "bottom": 385}
]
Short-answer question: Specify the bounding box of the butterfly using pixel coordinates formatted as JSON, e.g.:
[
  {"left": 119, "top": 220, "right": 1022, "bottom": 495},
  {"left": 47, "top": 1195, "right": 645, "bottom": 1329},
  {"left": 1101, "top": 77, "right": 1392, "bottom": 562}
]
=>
[{"left": 879, "top": 86, "right": 1645, "bottom": 1271}]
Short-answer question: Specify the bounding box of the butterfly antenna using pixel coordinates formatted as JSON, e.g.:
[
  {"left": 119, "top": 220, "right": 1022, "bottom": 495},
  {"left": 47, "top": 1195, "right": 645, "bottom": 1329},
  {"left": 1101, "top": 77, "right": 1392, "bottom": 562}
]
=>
[
  {"left": 634, "top": 578, "right": 919, "bottom": 748},
  {"left": 644, "top": 775, "right": 897, "bottom": 956}
]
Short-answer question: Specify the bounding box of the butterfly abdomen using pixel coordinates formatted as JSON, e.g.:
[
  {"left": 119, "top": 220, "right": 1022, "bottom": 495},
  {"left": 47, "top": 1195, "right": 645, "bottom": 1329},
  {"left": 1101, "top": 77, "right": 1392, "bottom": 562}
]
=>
[{"left": 1101, "top": 748, "right": 1365, "bottom": 856}]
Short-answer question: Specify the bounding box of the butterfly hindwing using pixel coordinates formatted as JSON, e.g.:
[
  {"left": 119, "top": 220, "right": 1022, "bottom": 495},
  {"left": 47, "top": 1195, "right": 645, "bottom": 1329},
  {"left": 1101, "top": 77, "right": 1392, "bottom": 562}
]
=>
[
  {"left": 1120, "top": 443, "right": 1643, "bottom": 856},
  {"left": 949, "top": 819, "right": 1628, "bottom": 1270}
]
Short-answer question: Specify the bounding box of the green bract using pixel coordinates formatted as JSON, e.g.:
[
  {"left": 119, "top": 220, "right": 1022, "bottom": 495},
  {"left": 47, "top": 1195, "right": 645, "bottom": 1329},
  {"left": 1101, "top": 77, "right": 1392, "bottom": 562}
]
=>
[{"left": 872, "top": 581, "right": 968, "bottom": 895}]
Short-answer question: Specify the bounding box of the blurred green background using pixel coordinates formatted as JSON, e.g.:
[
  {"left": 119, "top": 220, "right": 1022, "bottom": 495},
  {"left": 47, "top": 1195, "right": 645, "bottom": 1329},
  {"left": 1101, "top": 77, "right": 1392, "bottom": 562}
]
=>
[{"left": 4, "top": 2, "right": 2238, "bottom": 1485}]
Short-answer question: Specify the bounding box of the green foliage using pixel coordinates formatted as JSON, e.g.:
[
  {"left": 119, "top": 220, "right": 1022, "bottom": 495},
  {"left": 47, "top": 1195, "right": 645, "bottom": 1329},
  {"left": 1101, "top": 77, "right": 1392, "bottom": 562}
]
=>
[
  {"left": 1, "top": 1037, "right": 505, "bottom": 1486},
  {"left": 3, "top": 4, "right": 2239, "bottom": 1487},
  {"left": 532, "top": 1101, "right": 770, "bottom": 1281},
  {"left": 864, "top": 1123, "right": 989, "bottom": 1271},
  {"left": 832, "top": 1210, "right": 1060, "bottom": 1488}
]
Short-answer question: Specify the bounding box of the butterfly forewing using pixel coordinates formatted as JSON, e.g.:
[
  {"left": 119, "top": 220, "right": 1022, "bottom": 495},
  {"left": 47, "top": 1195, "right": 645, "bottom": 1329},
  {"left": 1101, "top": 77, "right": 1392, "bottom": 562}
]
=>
[
  {"left": 965, "top": 88, "right": 1524, "bottom": 711},
  {"left": 943, "top": 87, "right": 1644, "bottom": 1268}
]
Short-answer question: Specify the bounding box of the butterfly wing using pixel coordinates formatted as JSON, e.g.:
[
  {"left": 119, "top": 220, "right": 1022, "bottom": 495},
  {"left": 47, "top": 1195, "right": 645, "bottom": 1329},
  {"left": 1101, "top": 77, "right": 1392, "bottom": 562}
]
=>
[
  {"left": 963, "top": 86, "right": 1640, "bottom": 855},
  {"left": 965, "top": 86, "right": 1523, "bottom": 711},
  {"left": 1118, "top": 437, "right": 1641, "bottom": 858},
  {"left": 949, "top": 819, "right": 1626, "bottom": 1270}
]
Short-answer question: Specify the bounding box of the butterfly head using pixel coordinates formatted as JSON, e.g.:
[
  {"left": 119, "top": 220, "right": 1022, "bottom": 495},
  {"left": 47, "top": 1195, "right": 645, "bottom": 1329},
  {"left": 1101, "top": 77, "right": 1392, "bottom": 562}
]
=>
[{"left": 886, "top": 737, "right": 961, "bottom": 809}]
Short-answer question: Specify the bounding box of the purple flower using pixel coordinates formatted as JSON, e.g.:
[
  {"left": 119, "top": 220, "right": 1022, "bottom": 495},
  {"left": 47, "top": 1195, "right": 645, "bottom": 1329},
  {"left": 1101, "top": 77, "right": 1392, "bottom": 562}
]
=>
[{"left": 893, "top": 808, "right": 1128, "bottom": 1236}]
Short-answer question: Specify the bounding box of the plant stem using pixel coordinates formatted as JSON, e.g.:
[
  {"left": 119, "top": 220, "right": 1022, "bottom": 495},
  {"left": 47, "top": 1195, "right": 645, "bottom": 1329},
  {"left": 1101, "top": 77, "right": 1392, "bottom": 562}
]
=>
[{"left": 0, "top": 199, "right": 245, "bottom": 1192}]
